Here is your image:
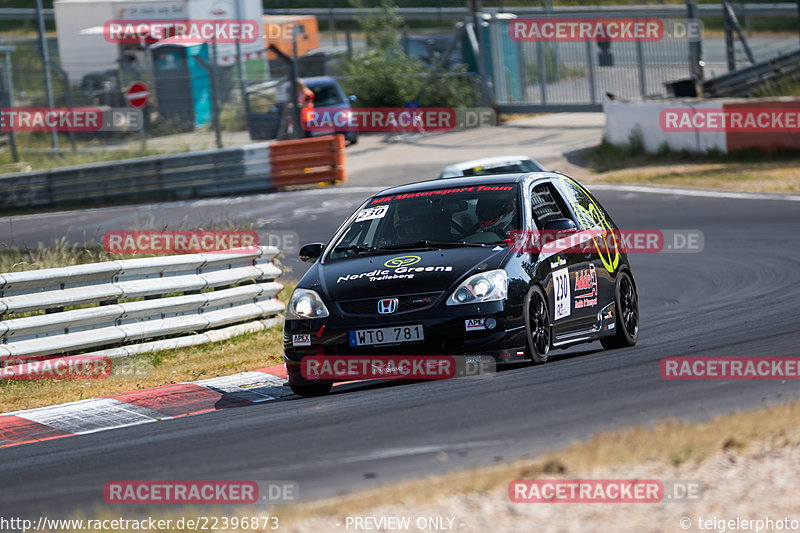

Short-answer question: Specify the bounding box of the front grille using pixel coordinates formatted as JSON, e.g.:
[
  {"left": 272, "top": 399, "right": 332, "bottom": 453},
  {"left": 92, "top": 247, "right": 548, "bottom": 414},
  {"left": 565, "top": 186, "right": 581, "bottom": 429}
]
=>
[{"left": 337, "top": 292, "right": 443, "bottom": 316}]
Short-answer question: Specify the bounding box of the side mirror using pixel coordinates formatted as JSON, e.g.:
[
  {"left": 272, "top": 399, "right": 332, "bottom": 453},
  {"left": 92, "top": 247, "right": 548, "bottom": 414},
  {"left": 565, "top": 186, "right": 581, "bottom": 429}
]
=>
[
  {"left": 348, "top": 94, "right": 357, "bottom": 103},
  {"left": 299, "top": 242, "right": 324, "bottom": 262},
  {"left": 543, "top": 218, "right": 578, "bottom": 231}
]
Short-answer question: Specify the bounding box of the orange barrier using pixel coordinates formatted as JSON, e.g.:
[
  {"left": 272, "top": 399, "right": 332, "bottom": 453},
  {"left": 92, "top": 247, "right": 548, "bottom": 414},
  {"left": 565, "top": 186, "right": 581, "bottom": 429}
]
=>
[{"left": 269, "top": 134, "right": 346, "bottom": 188}]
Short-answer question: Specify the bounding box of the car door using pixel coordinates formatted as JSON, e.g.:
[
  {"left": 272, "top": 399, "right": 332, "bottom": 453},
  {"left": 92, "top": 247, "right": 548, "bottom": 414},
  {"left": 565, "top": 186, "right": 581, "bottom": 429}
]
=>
[
  {"left": 552, "top": 175, "right": 621, "bottom": 325},
  {"left": 528, "top": 181, "right": 594, "bottom": 336}
]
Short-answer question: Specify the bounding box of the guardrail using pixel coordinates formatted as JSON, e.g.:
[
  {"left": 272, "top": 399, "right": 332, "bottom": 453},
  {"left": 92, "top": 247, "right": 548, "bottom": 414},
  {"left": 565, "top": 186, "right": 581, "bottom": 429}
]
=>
[
  {"left": 0, "top": 246, "right": 284, "bottom": 375},
  {"left": 702, "top": 48, "right": 800, "bottom": 97},
  {"left": 1, "top": 135, "right": 346, "bottom": 212}
]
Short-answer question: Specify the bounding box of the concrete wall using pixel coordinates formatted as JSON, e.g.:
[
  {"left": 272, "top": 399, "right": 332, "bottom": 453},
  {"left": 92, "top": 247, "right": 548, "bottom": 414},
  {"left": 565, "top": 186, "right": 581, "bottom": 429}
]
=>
[{"left": 604, "top": 97, "right": 800, "bottom": 154}]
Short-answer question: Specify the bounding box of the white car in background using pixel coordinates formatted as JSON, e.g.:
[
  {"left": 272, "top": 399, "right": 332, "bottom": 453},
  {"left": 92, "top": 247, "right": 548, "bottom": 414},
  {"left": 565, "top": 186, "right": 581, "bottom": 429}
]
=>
[{"left": 438, "top": 155, "right": 545, "bottom": 179}]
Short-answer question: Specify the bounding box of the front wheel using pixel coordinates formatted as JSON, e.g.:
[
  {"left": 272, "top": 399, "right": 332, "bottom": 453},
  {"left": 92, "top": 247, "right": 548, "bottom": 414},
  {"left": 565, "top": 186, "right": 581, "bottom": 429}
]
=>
[
  {"left": 524, "top": 286, "right": 551, "bottom": 364},
  {"left": 601, "top": 271, "right": 639, "bottom": 349}
]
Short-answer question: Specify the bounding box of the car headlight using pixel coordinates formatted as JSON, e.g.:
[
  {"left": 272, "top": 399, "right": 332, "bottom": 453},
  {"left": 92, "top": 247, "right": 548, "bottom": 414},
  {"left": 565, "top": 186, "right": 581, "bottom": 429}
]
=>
[
  {"left": 447, "top": 270, "right": 508, "bottom": 306},
  {"left": 286, "top": 288, "right": 330, "bottom": 319}
]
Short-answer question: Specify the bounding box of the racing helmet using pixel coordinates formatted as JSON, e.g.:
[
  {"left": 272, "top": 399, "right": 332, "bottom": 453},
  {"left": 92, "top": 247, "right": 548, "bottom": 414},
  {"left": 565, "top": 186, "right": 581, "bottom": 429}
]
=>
[{"left": 476, "top": 196, "right": 517, "bottom": 234}]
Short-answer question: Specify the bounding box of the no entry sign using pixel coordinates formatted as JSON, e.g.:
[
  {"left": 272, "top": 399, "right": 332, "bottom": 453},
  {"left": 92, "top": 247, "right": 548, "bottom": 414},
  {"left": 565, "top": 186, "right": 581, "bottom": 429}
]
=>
[{"left": 125, "top": 81, "right": 149, "bottom": 109}]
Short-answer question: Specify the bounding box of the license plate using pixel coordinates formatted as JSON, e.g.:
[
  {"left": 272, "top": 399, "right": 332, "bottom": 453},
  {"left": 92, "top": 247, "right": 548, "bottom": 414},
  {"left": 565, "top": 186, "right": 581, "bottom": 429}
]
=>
[{"left": 349, "top": 325, "right": 424, "bottom": 347}]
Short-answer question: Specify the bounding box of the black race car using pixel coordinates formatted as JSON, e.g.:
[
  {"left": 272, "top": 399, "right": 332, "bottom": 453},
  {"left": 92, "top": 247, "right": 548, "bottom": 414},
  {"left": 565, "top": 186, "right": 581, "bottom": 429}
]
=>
[{"left": 283, "top": 172, "right": 639, "bottom": 396}]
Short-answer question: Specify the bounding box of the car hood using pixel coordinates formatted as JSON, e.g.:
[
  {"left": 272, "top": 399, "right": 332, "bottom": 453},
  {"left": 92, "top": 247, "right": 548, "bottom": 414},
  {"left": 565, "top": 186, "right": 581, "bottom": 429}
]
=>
[{"left": 317, "top": 247, "right": 509, "bottom": 300}]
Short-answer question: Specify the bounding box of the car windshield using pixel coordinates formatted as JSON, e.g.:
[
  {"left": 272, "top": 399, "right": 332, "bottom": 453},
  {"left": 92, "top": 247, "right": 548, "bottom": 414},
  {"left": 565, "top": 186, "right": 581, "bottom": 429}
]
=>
[
  {"left": 310, "top": 83, "right": 345, "bottom": 106},
  {"left": 327, "top": 185, "right": 520, "bottom": 260},
  {"left": 461, "top": 159, "right": 542, "bottom": 176}
]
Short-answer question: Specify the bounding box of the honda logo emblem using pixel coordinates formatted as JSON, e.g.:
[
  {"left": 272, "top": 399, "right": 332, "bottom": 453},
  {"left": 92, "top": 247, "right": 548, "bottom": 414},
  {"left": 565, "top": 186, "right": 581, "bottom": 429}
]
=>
[{"left": 377, "top": 298, "right": 398, "bottom": 314}]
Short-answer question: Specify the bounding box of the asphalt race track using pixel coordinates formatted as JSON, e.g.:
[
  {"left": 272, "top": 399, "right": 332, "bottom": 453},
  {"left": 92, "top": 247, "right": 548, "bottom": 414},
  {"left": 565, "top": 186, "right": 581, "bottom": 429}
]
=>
[{"left": 1, "top": 184, "right": 799, "bottom": 518}]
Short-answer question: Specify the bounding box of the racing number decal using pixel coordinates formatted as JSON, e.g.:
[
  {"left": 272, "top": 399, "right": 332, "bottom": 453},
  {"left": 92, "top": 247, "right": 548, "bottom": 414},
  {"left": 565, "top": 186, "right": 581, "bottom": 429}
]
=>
[
  {"left": 553, "top": 267, "right": 571, "bottom": 321},
  {"left": 558, "top": 177, "right": 620, "bottom": 273},
  {"left": 355, "top": 205, "right": 389, "bottom": 222}
]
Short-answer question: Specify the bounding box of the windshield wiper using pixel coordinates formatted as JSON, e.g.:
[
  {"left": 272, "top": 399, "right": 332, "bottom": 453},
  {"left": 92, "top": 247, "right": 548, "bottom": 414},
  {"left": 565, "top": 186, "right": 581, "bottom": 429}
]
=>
[
  {"left": 379, "top": 240, "right": 493, "bottom": 251},
  {"left": 333, "top": 244, "right": 378, "bottom": 255}
]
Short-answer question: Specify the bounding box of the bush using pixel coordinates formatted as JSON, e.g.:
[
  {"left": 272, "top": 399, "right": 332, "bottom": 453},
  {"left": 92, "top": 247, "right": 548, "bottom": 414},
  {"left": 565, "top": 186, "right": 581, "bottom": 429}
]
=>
[{"left": 338, "top": 0, "right": 478, "bottom": 107}]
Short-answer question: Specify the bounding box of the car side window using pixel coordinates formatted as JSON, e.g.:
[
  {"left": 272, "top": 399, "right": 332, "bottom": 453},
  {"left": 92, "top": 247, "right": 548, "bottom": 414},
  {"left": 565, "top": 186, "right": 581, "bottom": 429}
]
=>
[
  {"left": 554, "top": 176, "right": 609, "bottom": 230},
  {"left": 529, "top": 182, "right": 575, "bottom": 229},
  {"left": 553, "top": 176, "right": 621, "bottom": 273}
]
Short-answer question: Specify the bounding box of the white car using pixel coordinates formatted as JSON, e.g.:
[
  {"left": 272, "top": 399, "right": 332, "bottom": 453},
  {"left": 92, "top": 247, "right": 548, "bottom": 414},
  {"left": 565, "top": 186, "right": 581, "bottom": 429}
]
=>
[{"left": 438, "top": 155, "right": 545, "bottom": 179}]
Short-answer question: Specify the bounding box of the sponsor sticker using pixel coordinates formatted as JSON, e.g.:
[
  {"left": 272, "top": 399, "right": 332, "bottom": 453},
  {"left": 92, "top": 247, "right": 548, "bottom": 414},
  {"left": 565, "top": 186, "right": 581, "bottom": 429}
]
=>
[
  {"left": 370, "top": 185, "right": 514, "bottom": 205},
  {"left": 465, "top": 318, "right": 486, "bottom": 331},
  {"left": 574, "top": 264, "right": 598, "bottom": 309},
  {"left": 292, "top": 334, "right": 311, "bottom": 347},
  {"left": 336, "top": 265, "right": 453, "bottom": 283},
  {"left": 355, "top": 205, "right": 389, "bottom": 222},
  {"left": 553, "top": 267, "right": 571, "bottom": 321},
  {"left": 384, "top": 255, "right": 421, "bottom": 268}
]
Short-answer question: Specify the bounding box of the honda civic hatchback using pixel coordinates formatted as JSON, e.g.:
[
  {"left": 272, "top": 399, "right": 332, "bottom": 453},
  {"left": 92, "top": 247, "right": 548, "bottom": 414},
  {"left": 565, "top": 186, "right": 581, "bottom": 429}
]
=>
[{"left": 283, "top": 172, "right": 639, "bottom": 396}]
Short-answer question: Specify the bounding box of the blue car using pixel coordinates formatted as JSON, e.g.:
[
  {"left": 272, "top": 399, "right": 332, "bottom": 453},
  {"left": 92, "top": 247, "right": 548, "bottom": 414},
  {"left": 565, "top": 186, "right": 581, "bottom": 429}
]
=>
[{"left": 304, "top": 76, "right": 358, "bottom": 145}]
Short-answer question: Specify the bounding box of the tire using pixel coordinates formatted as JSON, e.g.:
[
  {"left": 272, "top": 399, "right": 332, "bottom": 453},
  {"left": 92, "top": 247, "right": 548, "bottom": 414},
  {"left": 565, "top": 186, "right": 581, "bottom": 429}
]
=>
[
  {"left": 289, "top": 383, "right": 333, "bottom": 397},
  {"left": 524, "top": 286, "right": 552, "bottom": 364},
  {"left": 601, "top": 271, "right": 639, "bottom": 349}
]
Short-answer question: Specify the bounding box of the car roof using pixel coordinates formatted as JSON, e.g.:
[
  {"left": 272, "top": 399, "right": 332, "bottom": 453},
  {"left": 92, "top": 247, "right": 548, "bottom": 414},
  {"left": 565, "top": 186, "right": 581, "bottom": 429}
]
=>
[
  {"left": 373, "top": 172, "right": 558, "bottom": 197},
  {"left": 441, "top": 155, "right": 534, "bottom": 172},
  {"left": 303, "top": 76, "right": 337, "bottom": 86}
]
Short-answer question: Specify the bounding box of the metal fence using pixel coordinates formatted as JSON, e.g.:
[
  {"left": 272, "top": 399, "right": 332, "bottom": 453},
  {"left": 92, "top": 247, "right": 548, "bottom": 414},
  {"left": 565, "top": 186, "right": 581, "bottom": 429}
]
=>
[
  {"left": 490, "top": 18, "right": 699, "bottom": 112},
  {"left": 0, "top": 3, "right": 799, "bottom": 161}
]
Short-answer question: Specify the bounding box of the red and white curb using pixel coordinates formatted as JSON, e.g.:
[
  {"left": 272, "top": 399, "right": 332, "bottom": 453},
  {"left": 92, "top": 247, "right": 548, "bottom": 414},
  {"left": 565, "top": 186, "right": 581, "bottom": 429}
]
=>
[{"left": 0, "top": 364, "right": 290, "bottom": 449}]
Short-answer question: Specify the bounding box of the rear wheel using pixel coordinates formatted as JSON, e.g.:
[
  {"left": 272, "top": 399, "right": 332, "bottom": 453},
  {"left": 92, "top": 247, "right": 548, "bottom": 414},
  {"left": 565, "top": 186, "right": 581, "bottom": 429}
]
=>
[
  {"left": 524, "top": 286, "right": 551, "bottom": 364},
  {"left": 290, "top": 383, "right": 333, "bottom": 397},
  {"left": 601, "top": 271, "right": 639, "bottom": 349}
]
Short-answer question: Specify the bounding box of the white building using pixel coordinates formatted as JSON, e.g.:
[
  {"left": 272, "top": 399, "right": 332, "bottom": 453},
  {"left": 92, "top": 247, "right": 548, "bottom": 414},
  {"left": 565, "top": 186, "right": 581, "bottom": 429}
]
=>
[{"left": 55, "top": 0, "right": 265, "bottom": 84}]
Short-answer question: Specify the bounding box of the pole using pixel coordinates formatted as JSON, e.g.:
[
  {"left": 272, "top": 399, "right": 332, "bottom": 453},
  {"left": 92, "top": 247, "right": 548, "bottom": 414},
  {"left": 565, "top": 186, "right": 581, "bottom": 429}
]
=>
[
  {"left": 211, "top": 39, "right": 223, "bottom": 149},
  {"left": 469, "top": 0, "right": 491, "bottom": 107},
  {"left": 48, "top": 62, "right": 76, "bottom": 152},
  {"left": 4, "top": 52, "right": 18, "bottom": 162},
  {"left": 723, "top": 1, "right": 735, "bottom": 71},
  {"left": 291, "top": 26, "right": 301, "bottom": 139},
  {"left": 234, "top": 0, "right": 249, "bottom": 118},
  {"left": 329, "top": 0, "right": 338, "bottom": 47},
  {"left": 36, "top": 0, "right": 57, "bottom": 149},
  {"left": 687, "top": 0, "right": 703, "bottom": 80}
]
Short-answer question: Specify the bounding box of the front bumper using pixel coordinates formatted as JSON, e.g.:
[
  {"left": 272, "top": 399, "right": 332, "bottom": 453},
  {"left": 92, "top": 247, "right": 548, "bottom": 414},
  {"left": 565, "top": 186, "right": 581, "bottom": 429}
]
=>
[{"left": 283, "top": 301, "right": 526, "bottom": 384}]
